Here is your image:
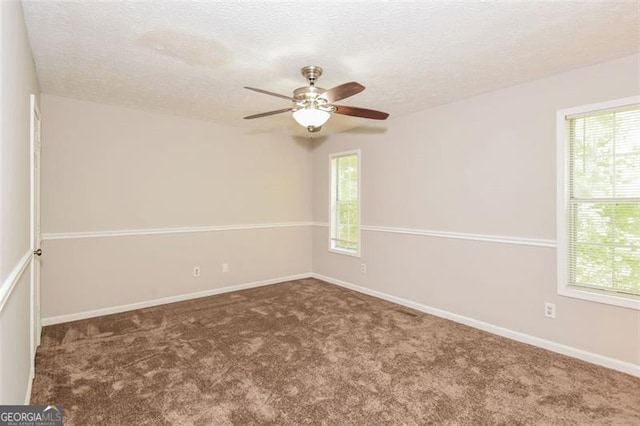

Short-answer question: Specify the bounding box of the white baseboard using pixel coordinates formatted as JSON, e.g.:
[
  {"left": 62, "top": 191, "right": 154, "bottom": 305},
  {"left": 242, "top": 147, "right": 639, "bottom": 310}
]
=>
[
  {"left": 41, "top": 273, "right": 313, "bottom": 326},
  {"left": 39, "top": 272, "right": 639, "bottom": 378},
  {"left": 312, "top": 273, "right": 640, "bottom": 378}
]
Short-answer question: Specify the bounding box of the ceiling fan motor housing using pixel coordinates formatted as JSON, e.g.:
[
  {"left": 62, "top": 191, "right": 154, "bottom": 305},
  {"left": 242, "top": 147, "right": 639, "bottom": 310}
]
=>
[{"left": 293, "top": 85, "right": 327, "bottom": 103}]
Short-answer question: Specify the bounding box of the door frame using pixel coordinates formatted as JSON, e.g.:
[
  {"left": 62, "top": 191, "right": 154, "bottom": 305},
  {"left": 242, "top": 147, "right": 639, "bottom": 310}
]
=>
[{"left": 29, "top": 94, "right": 42, "bottom": 377}]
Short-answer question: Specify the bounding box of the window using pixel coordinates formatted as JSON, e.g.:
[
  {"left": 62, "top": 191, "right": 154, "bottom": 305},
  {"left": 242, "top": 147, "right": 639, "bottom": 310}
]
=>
[
  {"left": 557, "top": 97, "right": 640, "bottom": 309},
  {"left": 330, "top": 151, "right": 360, "bottom": 256}
]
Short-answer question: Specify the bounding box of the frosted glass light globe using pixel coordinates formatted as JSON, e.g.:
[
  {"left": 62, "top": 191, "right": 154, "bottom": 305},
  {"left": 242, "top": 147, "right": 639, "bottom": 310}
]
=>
[{"left": 292, "top": 108, "right": 330, "bottom": 128}]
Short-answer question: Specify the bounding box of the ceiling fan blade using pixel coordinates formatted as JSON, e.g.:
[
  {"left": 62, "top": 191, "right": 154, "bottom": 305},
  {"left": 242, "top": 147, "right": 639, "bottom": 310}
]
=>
[
  {"left": 319, "top": 82, "right": 365, "bottom": 103},
  {"left": 333, "top": 105, "right": 389, "bottom": 120},
  {"left": 243, "top": 108, "right": 293, "bottom": 120},
  {"left": 244, "top": 86, "right": 295, "bottom": 101}
]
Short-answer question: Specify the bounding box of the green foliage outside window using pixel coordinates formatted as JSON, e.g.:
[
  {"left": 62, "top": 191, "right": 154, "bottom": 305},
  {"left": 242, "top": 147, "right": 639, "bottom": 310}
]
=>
[
  {"left": 569, "top": 107, "right": 640, "bottom": 296},
  {"left": 333, "top": 154, "right": 358, "bottom": 252}
]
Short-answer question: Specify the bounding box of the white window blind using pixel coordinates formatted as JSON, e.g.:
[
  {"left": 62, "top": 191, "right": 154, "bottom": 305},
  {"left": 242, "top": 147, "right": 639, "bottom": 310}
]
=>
[
  {"left": 566, "top": 104, "right": 640, "bottom": 297},
  {"left": 330, "top": 151, "right": 360, "bottom": 255}
]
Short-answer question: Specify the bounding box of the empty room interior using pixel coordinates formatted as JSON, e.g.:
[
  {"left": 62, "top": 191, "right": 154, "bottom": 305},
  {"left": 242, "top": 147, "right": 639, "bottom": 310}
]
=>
[{"left": 1, "top": 1, "right": 639, "bottom": 424}]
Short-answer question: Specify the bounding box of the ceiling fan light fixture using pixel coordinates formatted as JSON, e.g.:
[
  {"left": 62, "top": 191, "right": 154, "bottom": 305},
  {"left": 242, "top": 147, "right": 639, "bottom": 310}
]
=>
[{"left": 292, "top": 107, "right": 330, "bottom": 129}]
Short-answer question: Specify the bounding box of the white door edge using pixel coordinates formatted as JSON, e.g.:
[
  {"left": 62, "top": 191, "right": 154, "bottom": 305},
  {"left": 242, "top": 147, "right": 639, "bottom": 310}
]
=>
[{"left": 29, "top": 94, "right": 42, "bottom": 377}]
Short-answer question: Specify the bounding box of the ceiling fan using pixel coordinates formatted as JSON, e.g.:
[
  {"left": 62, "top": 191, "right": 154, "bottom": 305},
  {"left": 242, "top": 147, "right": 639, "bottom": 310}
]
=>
[{"left": 243, "top": 66, "right": 389, "bottom": 133}]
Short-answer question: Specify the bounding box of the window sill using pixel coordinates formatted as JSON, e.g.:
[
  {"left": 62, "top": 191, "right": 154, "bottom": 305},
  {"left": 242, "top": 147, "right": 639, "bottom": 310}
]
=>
[
  {"left": 329, "top": 247, "right": 361, "bottom": 258},
  {"left": 558, "top": 285, "right": 640, "bottom": 310}
]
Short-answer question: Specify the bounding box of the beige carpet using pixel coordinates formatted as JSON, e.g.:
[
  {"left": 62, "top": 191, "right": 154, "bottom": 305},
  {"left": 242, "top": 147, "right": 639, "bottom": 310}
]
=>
[{"left": 31, "top": 278, "right": 639, "bottom": 425}]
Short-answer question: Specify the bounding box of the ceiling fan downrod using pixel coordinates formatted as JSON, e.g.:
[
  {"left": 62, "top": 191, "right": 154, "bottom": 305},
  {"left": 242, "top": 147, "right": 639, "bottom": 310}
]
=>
[{"left": 301, "top": 65, "right": 322, "bottom": 86}]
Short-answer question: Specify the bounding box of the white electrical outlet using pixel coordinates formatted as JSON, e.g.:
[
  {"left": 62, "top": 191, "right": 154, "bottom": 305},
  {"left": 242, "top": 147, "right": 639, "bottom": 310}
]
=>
[
  {"left": 222, "top": 263, "right": 229, "bottom": 273},
  {"left": 193, "top": 266, "right": 200, "bottom": 277},
  {"left": 360, "top": 264, "right": 367, "bottom": 273},
  {"left": 544, "top": 302, "right": 556, "bottom": 318}
]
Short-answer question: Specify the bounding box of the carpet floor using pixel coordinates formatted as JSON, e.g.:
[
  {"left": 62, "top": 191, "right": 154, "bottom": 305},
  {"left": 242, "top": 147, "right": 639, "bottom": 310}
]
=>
[{"left": 31, "top": 278, "right": 639, "bottom": 425}]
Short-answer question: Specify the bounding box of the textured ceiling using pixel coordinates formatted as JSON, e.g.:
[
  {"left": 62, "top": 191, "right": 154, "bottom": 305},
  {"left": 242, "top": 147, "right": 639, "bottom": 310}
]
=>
[{"left": 22, "top": 1, "right": 639, "bottom": 136}]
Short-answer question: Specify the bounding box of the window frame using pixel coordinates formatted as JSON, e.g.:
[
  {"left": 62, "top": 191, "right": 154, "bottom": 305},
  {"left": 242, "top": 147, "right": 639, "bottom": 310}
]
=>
[
  {"left": 556, "top": 96, "right": 640, "bottom": 310},
  {"left": 329, "top": 149, "right": 361, "bottom": 257}
]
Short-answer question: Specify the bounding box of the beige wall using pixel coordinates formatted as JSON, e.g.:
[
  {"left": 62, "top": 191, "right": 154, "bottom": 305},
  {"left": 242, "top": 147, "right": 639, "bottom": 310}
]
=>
[
  {"left": 311, "top": 55, "right": 639, "bottom": 365},
  {"left": 1, "top": 1, "right": 38, "bottom": 277},
  {"left": 40, "top": 95, "right": 313, "bottom": 318},
  {"left": 0, "top": 273, "right": 31, "bottom": 403},
  {"left": 42, "top": 96, "right": 312, "bottom": 232},
  {"left": 0, "top": 1, "right": 40, "bottom": 404},
  {"left": 42, "top": 227, "right": 310, "bottom": 318}
]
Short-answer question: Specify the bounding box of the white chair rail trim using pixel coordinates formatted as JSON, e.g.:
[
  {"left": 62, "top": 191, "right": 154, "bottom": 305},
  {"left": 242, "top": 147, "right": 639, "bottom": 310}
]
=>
[
  {"left": 42, "top": 222, "right": 315, "bottom": 240},
  {"left": 313, "top": 222, "right": 556, "bottom": 248},
  {"left": 0, "top": 250, "right": 32, "bottom": 312}
]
